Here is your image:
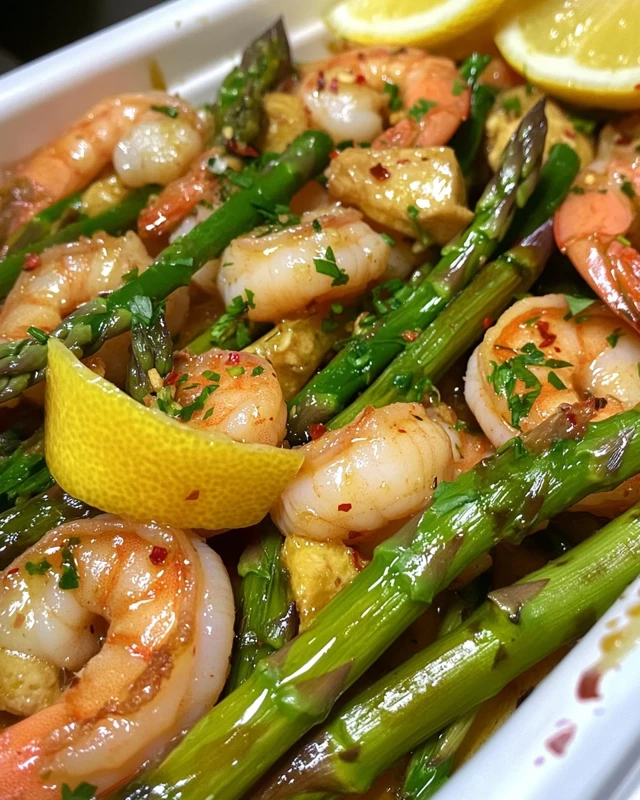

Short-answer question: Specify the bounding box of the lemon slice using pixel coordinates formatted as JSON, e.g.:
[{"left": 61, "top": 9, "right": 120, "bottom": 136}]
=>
[
  {"left": 326, "top": 0, "right": 506, "bottom": 48},
  {"left": 495, "top": 0, "right": 640, "bottom": 110},
  {"left": 45, "top": 339, "right": 303, "bottom": 530}
]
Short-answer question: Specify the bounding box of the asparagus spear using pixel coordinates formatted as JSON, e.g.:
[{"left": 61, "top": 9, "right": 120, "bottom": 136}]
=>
[
  {"left": 329, "top": 221, "right": 554, "bottom": 429},
  {"left": 120, "top": 405, "right": 640, "bottom": 800},
  {"left": 287, "top": 100, "right": 548, "bottom": 444},
  {"left": 0, "top": 428, "right": 54, "bottom": 511},
  {"left": 0, "top": 486, "right": 94, "bottom": 569},
  {"left": 2, "top": 190, "right": 83, "bottom": 255},
  {"left": 225, "top": 521, "right": 296, "bottom": 694},
  {"left": 215, "top": 18, "right": 292, "bottom": 148},
  {"left": 451, "top": 54, "right": 497, "bottom": 177},
  {"left": 0, "top": 186, "right": 156, "bottom": 300},
  {"left": 126, "top": 304, "right": 174, "bottom": 403},
  {"left": 259, "top": 502, "right": 640, "bottom": 798},
  {"left": 0, "top": 131, "right": 332, "bottom": 404}
]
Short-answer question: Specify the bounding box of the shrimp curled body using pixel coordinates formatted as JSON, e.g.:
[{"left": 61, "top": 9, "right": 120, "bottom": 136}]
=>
[
  {"left": 271, "top": 402, "right": 454, "bottom": 543},
  {"left": 217, "top": 206, "right": 390, "bottom": 322},
  {"left": 0, "top": 516, "right": 234, "bottom": 799}
]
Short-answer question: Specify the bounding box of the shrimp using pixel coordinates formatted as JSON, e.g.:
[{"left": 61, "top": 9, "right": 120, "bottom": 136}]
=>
[
  {"left": 271, "top": 402, "right": 454, "bottom": 544},
  {"left": 298, "top": 47, "right": 469, "bottom": 147},
  {"left": 0, "top": 231, "right": 151, "bottom": 342},
  {"left": 0, "top": 92, "right": 201, "bottom": 243},
  {"left": 217, "top": 205, "right": 390, "bottom": 322},
  {"left": 170, "top": 349, "right": 287, "bottom": 446},
  {"left": 0, "top": 515, "right": 234, "bottom": 799},
  {"left": 554, "top": 115, "right": 640, "bottom": 332},
  {"left": 465, "top": 293, "right": 640, "bottom": 515}
]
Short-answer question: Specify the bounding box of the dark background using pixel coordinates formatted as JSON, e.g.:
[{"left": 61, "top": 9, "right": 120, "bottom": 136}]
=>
[{"left": 0, "top": 1, "right": 166, "bottom": 74}]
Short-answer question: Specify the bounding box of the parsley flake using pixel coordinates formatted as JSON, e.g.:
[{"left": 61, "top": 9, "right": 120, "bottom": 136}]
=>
[
  {"left": 202, "top": 370, "right": 220, "bottom": 382},
  {"left": 180, "top": 384, "right": 217, "bottom": 421},
  {"left": 606, "top": 328, "right": 623, "bottom": 348},
  {"left": 313, "top": 247, "right": 349, "bottom": 286},
  {"left": 61, "top": 783, "right": 97, "bottom": 800},
  {"left": 251, "top": 365, "right": 265, "bottom": 377},
  {"left": 25, "top": 559, "right": 51, "bottom": 576},
  {"left": 58, "top": 546, "right": 79, "bottom": 590},
  {"left": 383, "top": 81, "right": 402, "bottom": 112},
  {"left": 312, "top": 219, "right": 322, "bottom": 233},
  {"left": 129, "top": 295, "right": 153, "bottom": 327},
  {"left": 27, "top": 326, "right": 49, "bottom": 345},
  {"left": 564, "top": 294, "right": 595, "bottom": 319},
  {"left": 567, "top": 113, "right": 596, "bottom": 136},
  {"left": 151, "top": 105, "right": 179, "bottom": 118},
  {"left": 380, "top": 232, "right": 396, "bottom": 247},
  {"left": 459, "top": 53, "right": 492, "bottom": 85},
  {"left": 621, "top": 180, "right": 636, "bottom": 198},
  {"left": 393, "top": 372, "right": 413, "bottom": 392},
  {"left": 408, "top": 99, "right": 437, "bottom": 121},
  {"left": 501, "top": 96, "right": 522, "bottom": 116},
  {"left": 548, "top": 371, "right": 567, "bottom": 391}
]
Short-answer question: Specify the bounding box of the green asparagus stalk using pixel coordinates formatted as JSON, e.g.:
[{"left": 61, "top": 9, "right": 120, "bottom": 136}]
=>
[
  {"left": 400, "top": 578, "right": 490, "bottom": 800},
  {"left": 120, "top": 405, "right": 640, "bottom": 800},
  {"left": 257, "top": 502, "right": 640, "bottom": 798},
  {"left": 451, "top": 54, "right": 497, "bottom": 177},
  {"left": 0, "top": 186, "right": 156, "bottom": 300},
  {"left": 287, "top": 99, "right": 548, "bottom": 444},
  {"left": 215, "top": 18, "right": 292, "bottom": 147},
  {"left": 0, "top": 428, "right": 54, "bottom": 511},
  {"left": 225, "top": 521, "right": 296, "bottom": 694},
  {"left": 329, "top": 221, "right": 553, "bottom": 429},
  {"left": 126, "top": 304, "right": 174, "bottom": 403},
  {"left": 0, "top": 485, "right": 94, "bottom": 569},
  {"left": 2, "top": 190, "right": 83, "bottom": 255},
  {"left": 0, "top": 131, "right": 332, "bottom": 404}
]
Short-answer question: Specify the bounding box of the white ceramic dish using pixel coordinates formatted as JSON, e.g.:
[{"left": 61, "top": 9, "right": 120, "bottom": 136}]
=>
[{"left": 1, "top": 1, "right": 639, "bottom": 797}]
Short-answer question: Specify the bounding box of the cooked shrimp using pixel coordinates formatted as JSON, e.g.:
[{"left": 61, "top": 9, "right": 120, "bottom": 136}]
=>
[
  {"left": 0, "top": 92, "right": 200, "bottom": 243},
  {"left": 426, "top": 402, "right": 494, "bottom": 477},
  {"left": 299, "top": 47, "right": 469, "bottom": 147},
  {"left": 0, "top": 231, "right": 151, "bottom": 341},
  {"left": 0, "top": 515, "right": 234, "bottom": 799},
  {"left": 218, "top": 205, "right": 390, "bottom": 322},
  {"left": 271, "top": 402, "right": 454, "bottom": 544},
  {"left": 171, "top": 349, "right": 287, "bottom": 446},
  {"left": 554, "top": 115, "right": 640, "bottom": 332},
  {"left": 465, "top": 293, "right": 640, "bottom": 515}
]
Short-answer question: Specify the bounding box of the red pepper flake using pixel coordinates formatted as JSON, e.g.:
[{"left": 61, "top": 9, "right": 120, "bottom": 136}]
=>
[
  {"left": 316, "top": 71, "right": 325, "bottom": 90},
  {"left": 338, "top": 503, "right": 352, "bottom": 512},
  {"left": 185, "top": 489, "right": 200, "bottom": 501},
  {"left": 616, "top": 134, "right": 632, "bottom": 145},
  {"left": 226, "top": 351, "right": 241, "bottom": 365},
  {"left": 546, "top": 723, "right": 576, "bottom": 757},
  {"left": 355, "top": 74, "right": 366, "bottom": 85},
  {"left": 563, "top": 128, "right": 576, "bottom": 139},
  {"left": 330, "top": 149, "right": 340, "bottom": 160},
  {"left": 14, "top": 613, "right": 25, "bottom": 629},
  {"left": 482, "top": 317, "right": 494, "bottom": 329},
  {"left": 369, "top": 162, "right": 391, "bottom": 181},
  {"left": 401, "top": 329, "right": 420, "bottom": 342},
  {"left": 309, "top": 423, "right": 327, "bottom": 440},
  {"left": 397, "top": 428, "right": 407, "bottom": 433},
  {"left": 577, "top": 667, "right": 602, "bottom": 700},
  {"left": 635, "top": 83, "right": 640, "bottom": 90},
  {"left": 536, "top": 320, "right": 557, "bottom": 348},
  {"left": 6, "top": 567, "right": 19, "bottom": 576},
  {"left": 22, "top": 253, "right": 41, "bottom": 271},
  {"left": 350, "top": 549, "right": 365, "bottom": 570},
  {"left": 164, "top": 370, "right": 179, "bottom": 386},
  {"left": 150, "top": 545, "right": 168, "bottom": 565},
  {"left": 227, "top": 140, "right": 259, "bottom": 158},
  {"left": 329, "top": 77, "right": 339, "bottom": 93},
  {"left": 567, "top": 411, "right": 577, "bottom": 426}
]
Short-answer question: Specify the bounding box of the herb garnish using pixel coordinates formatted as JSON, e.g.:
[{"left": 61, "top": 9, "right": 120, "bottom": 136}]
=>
[
  {"left": 61, "top": 783, "right": 97, "bottom": 800},
  {"left": 606, "top": 328, "right": 623, "bottom": 348},
  {"left": 567, "top": 113, "right": 596, "bottom": 136},
  {"left": 408, "top": 99, "right": 437, "bottom": 121},
  {"left": 548, "top": 371, "right": 567, "bottom": 391},
  {"left": 621, "top": 180, "right": 635, "bottom": 198},
  {"left": 487, "top": 342, "right": 572, "bottom": 428},
  {"left": 502, "top": 96, "right": 522, "bottom": 117},
  {"left": 380, "top": 232, "right": 396, "bottom": 247},
  {"left": 25, "top": 559, "right": 51, "bottom": 576},
  {"left": 59, "top": 545, "right": 80, "bottom": 590},
  {"left": 151, "top": 105, "right": 179, "bottom": 118},
  {"left": 313, "top": 247, "right": 349, "bottom": 286},
  {"left": 383, "top": 81, "right": 403, "bottom": 112},
  {"left": 27, "top": 326, "right": 49, "bottom": 345},
  {"left": 251, "top": 366, "right": 265, "bottom": 377},
  {"left": 564, "top": 294, "right": 595, "bottom": 319}
]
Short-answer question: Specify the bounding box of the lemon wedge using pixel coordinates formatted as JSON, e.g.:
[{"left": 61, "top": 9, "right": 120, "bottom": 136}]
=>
[
  {"left": 326, "top": 0, "right": 506, "bottom": 48},
  {"left": 45, "top": 339, "right": 303, "bottom": 530},
  {"left": 495, "top": 0, "right": 640, "bottom": 110}
]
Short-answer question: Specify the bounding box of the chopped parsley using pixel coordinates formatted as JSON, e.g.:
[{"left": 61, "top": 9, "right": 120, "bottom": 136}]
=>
[
  {"left": 27, "top": 326, "right": 49, "bottom": 345},
  {"left": 251, "top": 366, "right": 265, "bottom": 377},
  {"left": 564, "top": 294, "right": 595, "bottom": 319},
  {"left": 312, "top": 218, "right": 322, "bottom": 233},
  {"left": 58, "top": 545, "right": 80, "bottom": 590},
  {"left": 61, "top": 783, "right": 97, "bottom": 800},
  {"left": 336, "top": 139, "right": 354, "bottom": 151},
  {"left": 408, "top": 99, "right": 437, "bottom": 121},
  {"left": 252, "top": 199, "right": 300, "bottom": 234},
  {"left": 548, "top": 371, "right": 567, "bottom": 391},
  {"left": 203, "top": 407, "right": 214, "bottom": 421},
  {"left": 206, "top": 292, "right": 255, "bottom": 349},
  {"left": 383, "top": 80, "right": 403, "bottom": 112},
  {"left": 151, "top": 104, "right": 179, "bottom": 118},
  {"left": 347, "top": 339, "right": 372, "bottom": 369},
  {"left": 25, "top": 559, "right": 51, "bottom": 576},
  {"left": 380, "top": 232, "right": 396, "bottom": 247},
  {"left": 313, "top": 246, "right": 349, "bottom": 286},
  {"left": 606, "top": 328, "right": 623, "bottom": 348},
  {"left": 621, "top": 180, "right": 635, "bottom": 198},
  {"left": 524, "top": 315, "right": 541, "bottom": 327},
  {"left": 372, "top": 278, "right": 405, "bottom": 316},
  {"left": 180, "top": 384, "right": 218, "bottom": 421},
  {"left": 202, "top": 370, "right": 220, "bottom": 382},
  {"left": 501, "top": 96, "right": 522, "bottom": 117},
  {"left": 487, "top": 342, "right": 572, "bottom": 429},
  {"left": 393, "top": 372, "right": 413, "bottom": 392},
  {"left": 235, "top": 321, "right": 251, "bottom": 348},
  {"left": 567, "top": 113, "right": 596, "bottom": 136},
  {"left": 407, "top": 205, "right": 433, "bottom": 247},
  {"left": 128, "top": 295, "right": 154, "bottom": 327}
]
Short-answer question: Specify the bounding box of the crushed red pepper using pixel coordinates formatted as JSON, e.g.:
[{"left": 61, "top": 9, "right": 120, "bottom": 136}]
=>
[
  {"left": 164, "top": 370, "right": 179, "bottom": 386},
  {"left": 401, "top": 330, "right": 420, "bottom": 342},
  {"left": 369, "top": 163, "right": 391, "bottom": 181},
  {"left": 536, "top": 320, "right": 557, "bottom": 348},
  {"left": 309, "top": 423, "right": 327, "bottom": 440},
  {"left": 338, "top": 503, "right": 352, "bottom": 512},
  {"left": 226, "top": 352, "right": 241, "bottom": 365},
  {"left": 150, "top": 546, "right": 168, "bottom": 565},
  {"left": 22, "top": 253, "right": 41, "bottom": 271}
]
